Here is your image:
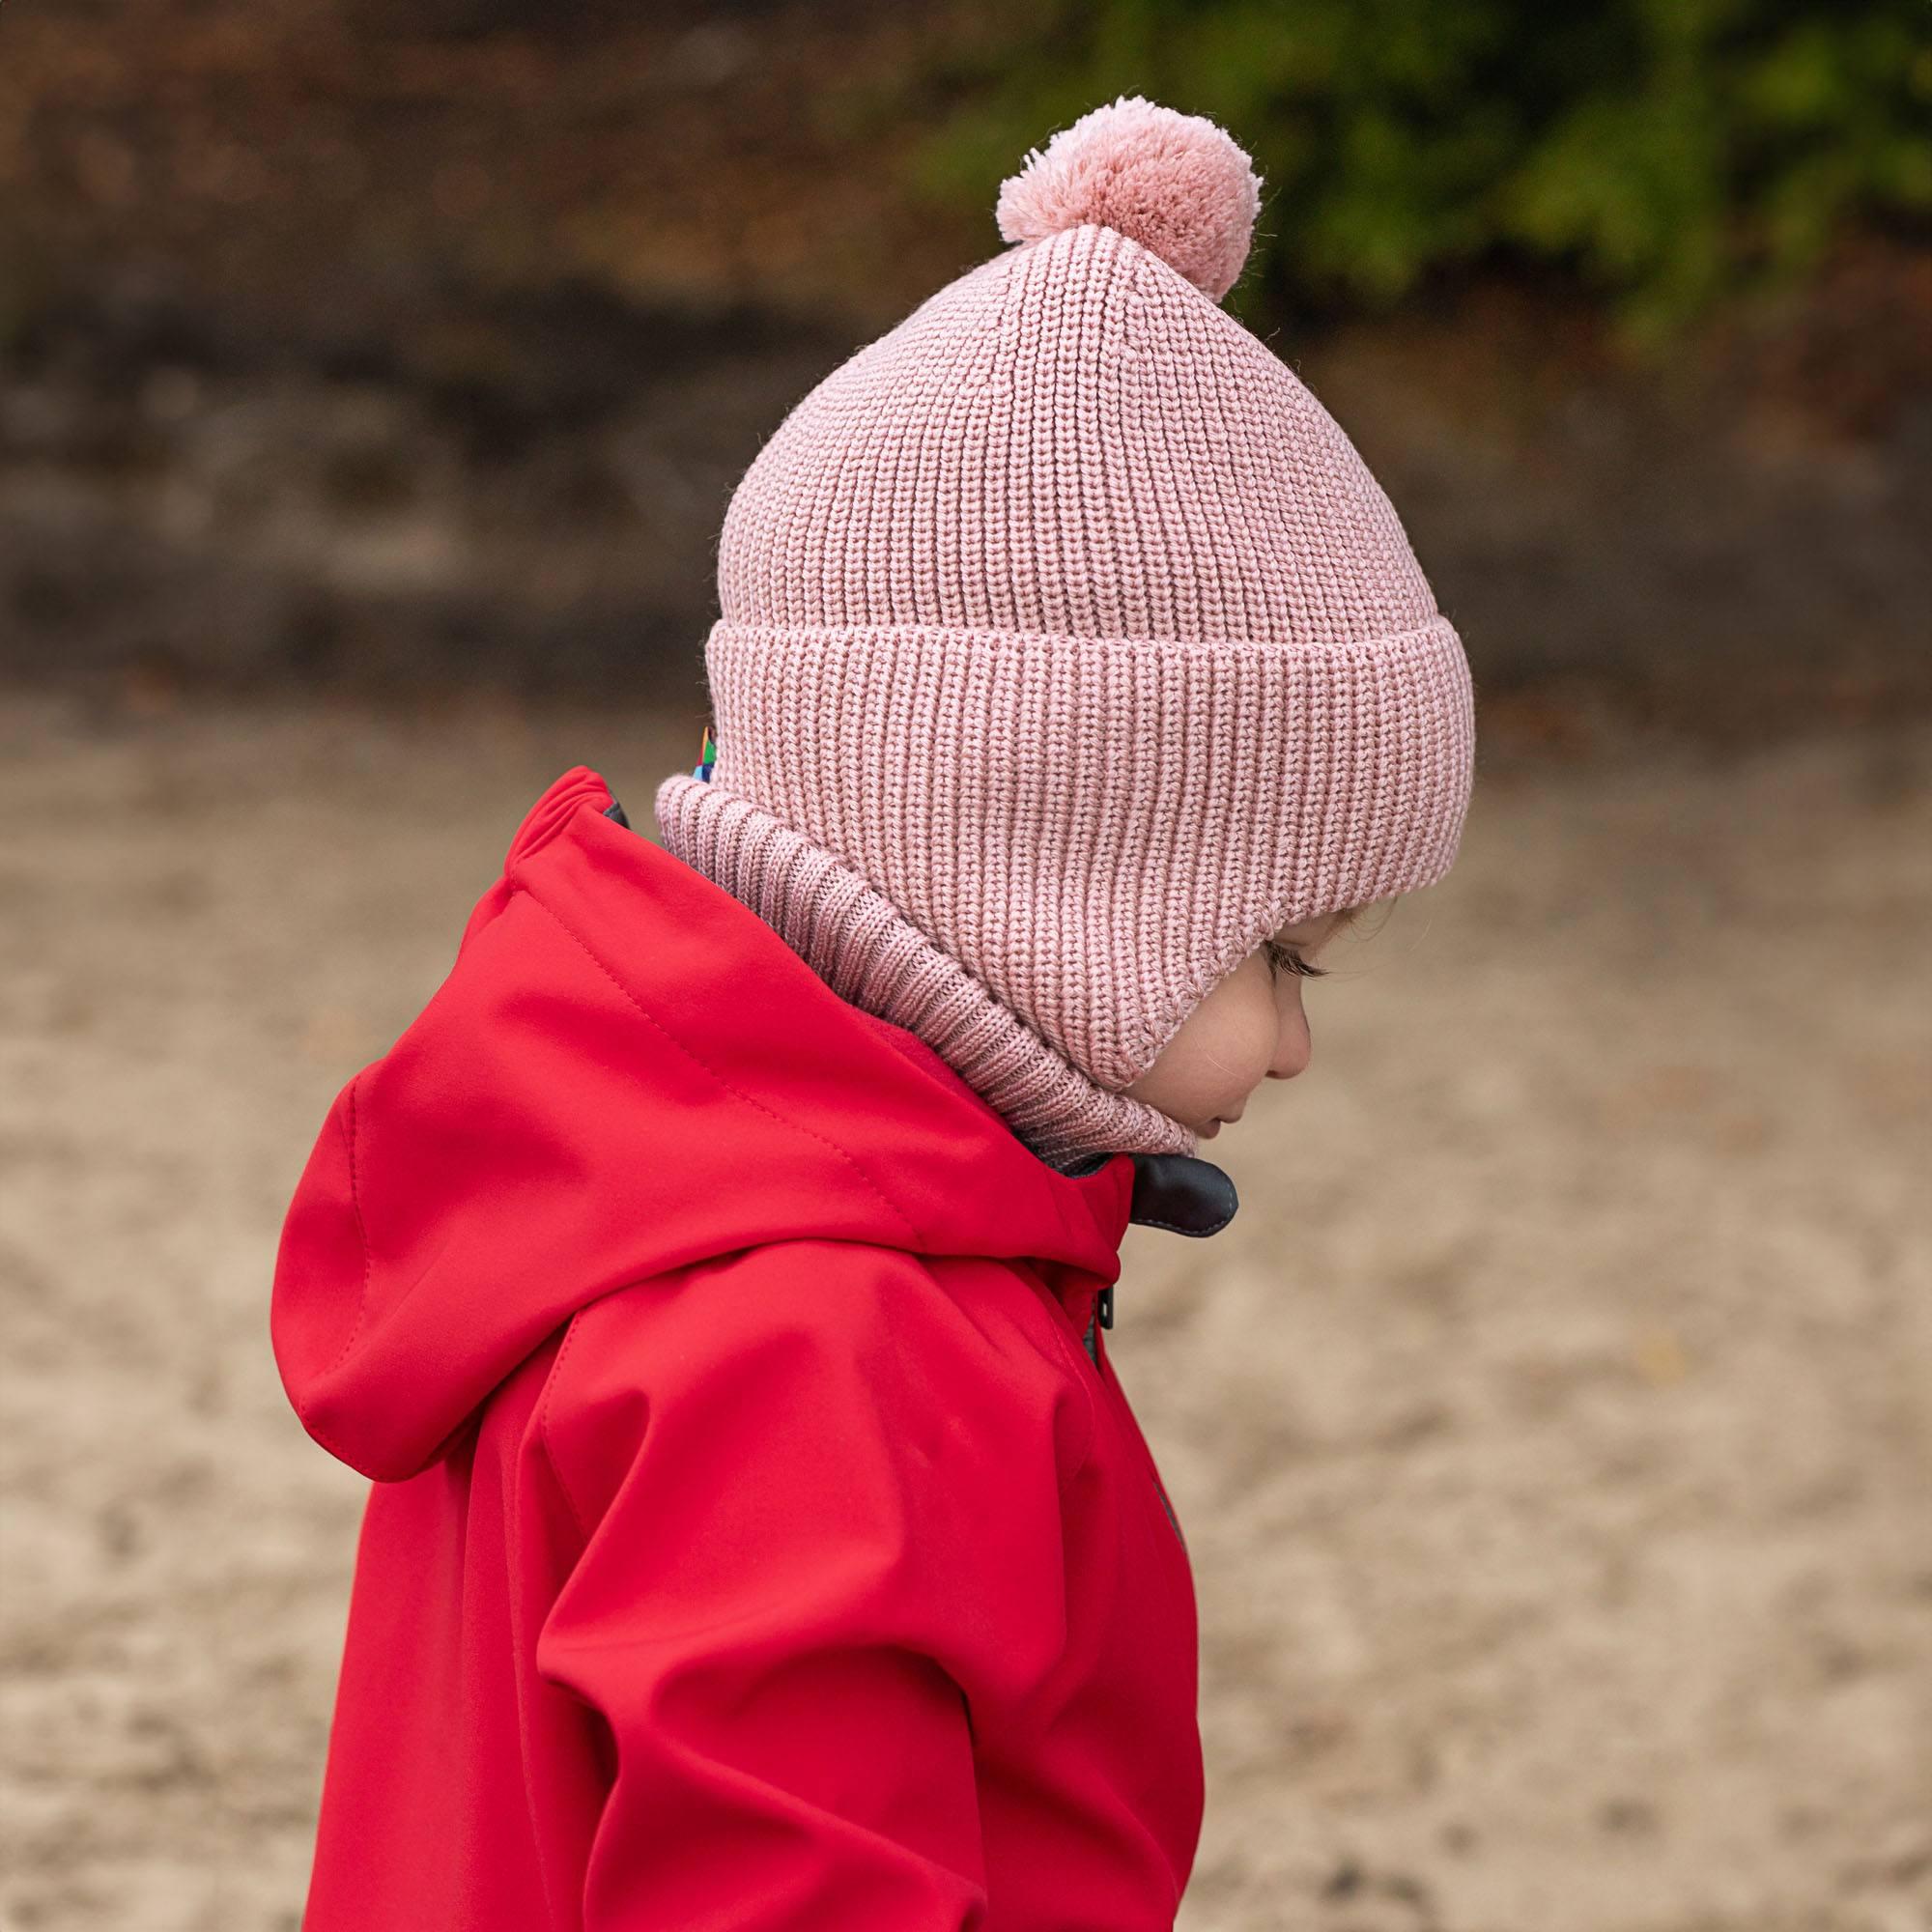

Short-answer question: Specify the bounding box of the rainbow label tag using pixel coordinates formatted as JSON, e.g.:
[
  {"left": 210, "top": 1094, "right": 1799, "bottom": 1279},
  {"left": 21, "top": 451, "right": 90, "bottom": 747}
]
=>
[{"left": 693, "top": 722, "right": 717, "bottom": 781}]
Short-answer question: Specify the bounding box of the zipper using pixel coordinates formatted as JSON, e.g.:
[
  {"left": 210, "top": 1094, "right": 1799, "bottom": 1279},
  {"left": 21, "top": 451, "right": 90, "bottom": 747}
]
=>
[
  {"left": 1076, "top": 1286, "right": 1113, "bottom": 1366},
  {"left": 1078, "top": 1291, "right": 1186, "bottom": 1552}
]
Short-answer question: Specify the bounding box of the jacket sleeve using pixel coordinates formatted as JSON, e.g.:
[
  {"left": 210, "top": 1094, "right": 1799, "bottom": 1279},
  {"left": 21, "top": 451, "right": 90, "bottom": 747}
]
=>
[{"left": 532, "top": 1237, "right": 1097, "bottom": 1931}]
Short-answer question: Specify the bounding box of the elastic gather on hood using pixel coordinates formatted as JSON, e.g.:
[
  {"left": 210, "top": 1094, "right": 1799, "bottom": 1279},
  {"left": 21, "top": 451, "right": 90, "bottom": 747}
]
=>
[{"left": 653, "top": 771, "right": 1197, "bottom": 1172}]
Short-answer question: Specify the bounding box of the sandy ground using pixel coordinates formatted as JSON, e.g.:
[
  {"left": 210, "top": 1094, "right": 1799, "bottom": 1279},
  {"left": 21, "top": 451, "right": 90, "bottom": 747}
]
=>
[{"left": 1, "top": 695, "right": 1927, "bottom": 1932}]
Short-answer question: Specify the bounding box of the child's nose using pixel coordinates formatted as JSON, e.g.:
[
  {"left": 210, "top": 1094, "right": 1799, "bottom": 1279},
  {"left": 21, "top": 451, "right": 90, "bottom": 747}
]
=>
[{"left": 1268, "top": 1008, "right": 1313, "bottom": 1081}]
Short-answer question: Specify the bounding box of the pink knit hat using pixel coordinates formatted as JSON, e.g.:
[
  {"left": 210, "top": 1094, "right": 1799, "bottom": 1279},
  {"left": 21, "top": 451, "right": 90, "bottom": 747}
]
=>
[{"left": 656, "top": 96, "right": 1474, "bottom": 1170}]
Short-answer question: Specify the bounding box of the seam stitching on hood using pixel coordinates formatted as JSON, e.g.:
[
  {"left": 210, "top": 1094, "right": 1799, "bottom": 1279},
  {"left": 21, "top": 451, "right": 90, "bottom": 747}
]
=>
[
  {"left": 304, "top": 1075, "right": 376, "bottom": 1415},
  {"left": 511, "top": 877, "right": 925, "bottom": 1252},
  {"left": 538, "top": 1313, "right": 594, "bottom": 1546}
]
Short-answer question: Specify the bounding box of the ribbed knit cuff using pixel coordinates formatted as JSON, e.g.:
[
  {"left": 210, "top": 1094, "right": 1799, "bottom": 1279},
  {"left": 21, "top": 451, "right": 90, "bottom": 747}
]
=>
[{"left": 653, "top": 772, "right": 1199, "bottom": 1170}]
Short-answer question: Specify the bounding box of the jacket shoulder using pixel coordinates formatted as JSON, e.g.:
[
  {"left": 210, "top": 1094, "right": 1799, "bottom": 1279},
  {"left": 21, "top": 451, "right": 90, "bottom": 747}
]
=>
[{"left": 539, "top": 1238, "right": 1098, "bottom": 1541}]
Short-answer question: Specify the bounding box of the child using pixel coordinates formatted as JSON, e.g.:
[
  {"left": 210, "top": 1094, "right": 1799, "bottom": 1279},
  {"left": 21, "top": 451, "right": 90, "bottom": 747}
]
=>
[{"left": 271, "top": 96, "right": 1472, "bottom": 1930}]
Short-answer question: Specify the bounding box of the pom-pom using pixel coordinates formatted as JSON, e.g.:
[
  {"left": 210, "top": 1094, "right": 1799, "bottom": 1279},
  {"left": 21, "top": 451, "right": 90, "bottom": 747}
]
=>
[{"left": 995, "top": 95, "right": 1263, "bottom": 303}]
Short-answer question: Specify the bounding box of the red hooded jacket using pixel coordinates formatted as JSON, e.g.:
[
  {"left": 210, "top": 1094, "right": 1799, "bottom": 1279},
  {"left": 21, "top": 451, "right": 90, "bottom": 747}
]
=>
[{"left": 272, "top": 767, "right": 1231, "bottom": 1930}]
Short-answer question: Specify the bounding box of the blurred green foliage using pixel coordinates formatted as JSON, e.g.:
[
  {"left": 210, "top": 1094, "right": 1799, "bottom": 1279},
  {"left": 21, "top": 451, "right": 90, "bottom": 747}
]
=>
[{"left": 908, "top": 0, "right": 1932, "bottom": 334}]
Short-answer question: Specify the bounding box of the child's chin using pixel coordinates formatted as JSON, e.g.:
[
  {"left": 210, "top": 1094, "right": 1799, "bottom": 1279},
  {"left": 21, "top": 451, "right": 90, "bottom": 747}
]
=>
[{"left": 1198, "top": 1119, "right": 1221, "bottom": 1139}]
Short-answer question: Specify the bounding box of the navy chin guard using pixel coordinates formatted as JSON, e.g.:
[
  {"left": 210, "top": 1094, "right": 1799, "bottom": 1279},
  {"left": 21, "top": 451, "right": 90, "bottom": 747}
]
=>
[
  {"left": 1056, "top": 1151, "right": 1238, "bottom": 1239},
  {"left": 1125, "top": 1151, "right": 1238, "bottom": 1238}
]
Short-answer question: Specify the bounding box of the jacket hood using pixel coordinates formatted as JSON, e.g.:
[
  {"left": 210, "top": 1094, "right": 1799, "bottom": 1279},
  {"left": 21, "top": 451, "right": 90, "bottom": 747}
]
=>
[{"left": 271, "top": 767, "right": 1150, "bottom": 1482}]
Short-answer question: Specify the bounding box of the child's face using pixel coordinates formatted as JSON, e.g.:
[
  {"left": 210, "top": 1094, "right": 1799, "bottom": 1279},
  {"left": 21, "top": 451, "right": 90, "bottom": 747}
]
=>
[{"left": 1123, "top": 908, "right": 1357, "bottom": 1139}]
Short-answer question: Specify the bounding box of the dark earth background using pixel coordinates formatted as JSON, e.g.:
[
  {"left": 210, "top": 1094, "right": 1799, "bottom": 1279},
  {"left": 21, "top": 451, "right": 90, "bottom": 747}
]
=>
[
  {"left": 2, "top": 3, "right": 1929, "bottom": 1927},
  {"left": 4, "top": 0, "right": 1928, "bottom": 732}
]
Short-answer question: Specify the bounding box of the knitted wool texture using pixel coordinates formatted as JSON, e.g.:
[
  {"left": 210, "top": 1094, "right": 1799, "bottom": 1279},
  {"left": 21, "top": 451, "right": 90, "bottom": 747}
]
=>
[{"left": 655, "top": 97, "right": 1475, "bottom": 1171}]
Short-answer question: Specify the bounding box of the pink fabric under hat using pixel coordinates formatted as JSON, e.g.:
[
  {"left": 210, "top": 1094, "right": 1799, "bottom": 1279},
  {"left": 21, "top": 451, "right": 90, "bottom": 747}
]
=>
[{"left": 656, "top": 96, "right": 1474, "bottom": 1170}]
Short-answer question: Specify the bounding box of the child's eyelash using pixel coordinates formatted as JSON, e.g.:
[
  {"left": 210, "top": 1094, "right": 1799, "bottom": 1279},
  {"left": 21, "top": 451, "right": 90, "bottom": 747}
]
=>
[{"left": 1263, "top": 939, "right": 1327, "bottom": 980}]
